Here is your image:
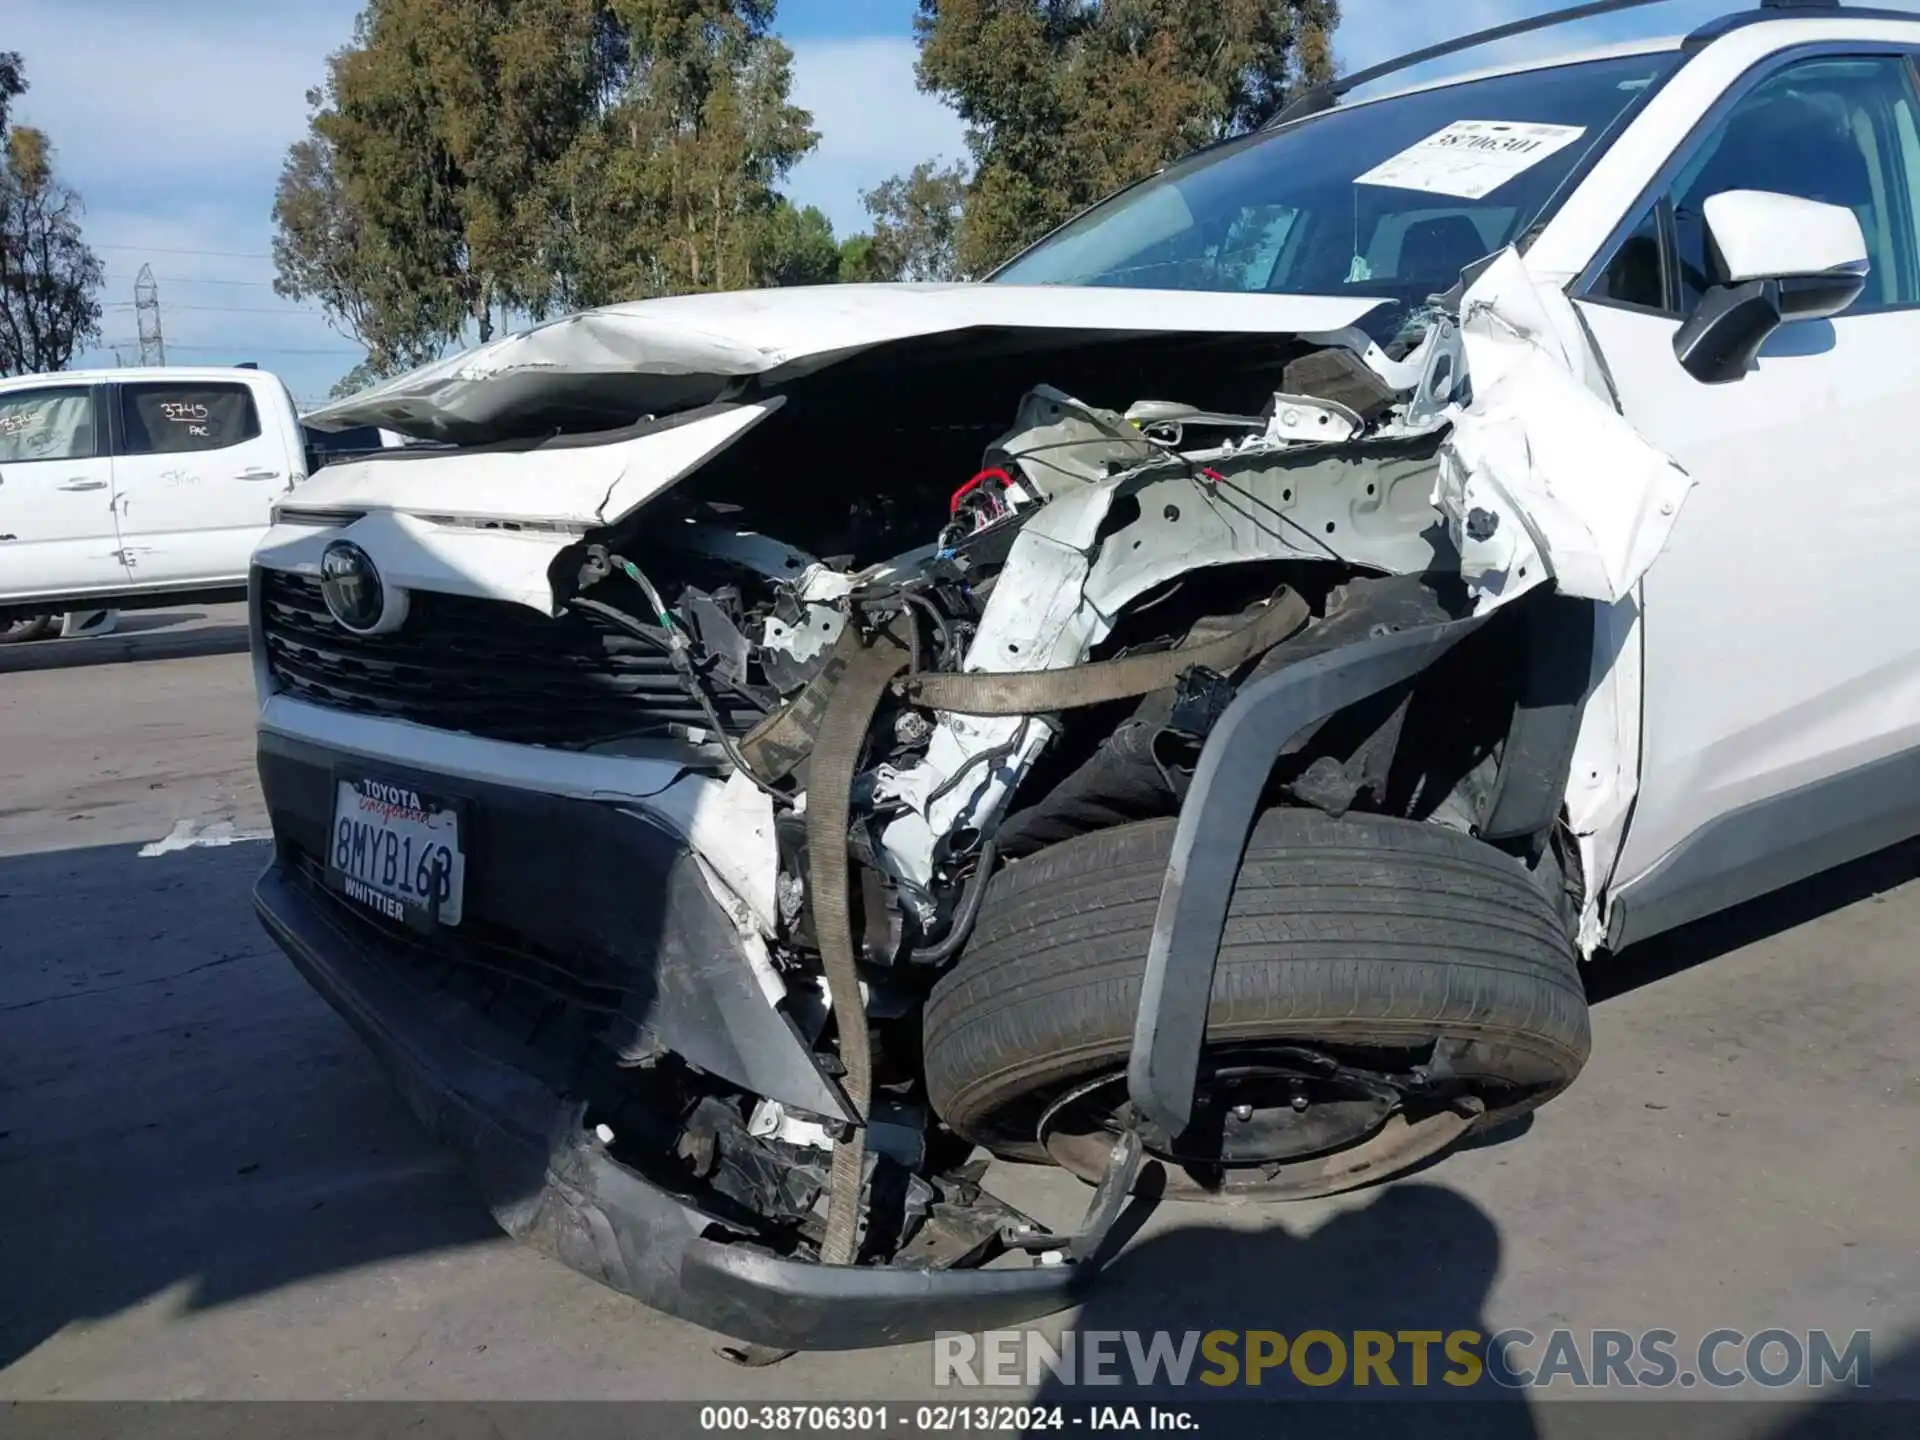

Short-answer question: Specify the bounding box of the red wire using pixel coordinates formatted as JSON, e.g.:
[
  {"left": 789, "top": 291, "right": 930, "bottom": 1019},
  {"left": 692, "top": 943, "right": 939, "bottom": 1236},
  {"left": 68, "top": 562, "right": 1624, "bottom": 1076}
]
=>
[{"left": 951, "top": 467, "right": 1016, "bottom": 515}]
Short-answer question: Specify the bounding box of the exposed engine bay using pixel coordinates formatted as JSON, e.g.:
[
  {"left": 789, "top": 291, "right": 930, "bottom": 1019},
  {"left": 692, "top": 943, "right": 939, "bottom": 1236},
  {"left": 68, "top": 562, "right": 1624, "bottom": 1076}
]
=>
[
  {"left": 556, "top": 338, "right": 1473, "bottom": 949},
  {"left": 268, "top": 251, "right": 1693, "bottom": 1308}
]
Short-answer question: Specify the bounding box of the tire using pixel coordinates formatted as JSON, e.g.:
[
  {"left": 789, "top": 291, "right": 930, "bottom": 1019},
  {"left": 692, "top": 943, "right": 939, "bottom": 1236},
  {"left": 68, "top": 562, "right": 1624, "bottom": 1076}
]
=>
[
  {"left": 922, "top": 808, "right": 1589, "bottom": 1197},
  {"left": 0, "top": 615, "right": 57, "bottom": 644}
]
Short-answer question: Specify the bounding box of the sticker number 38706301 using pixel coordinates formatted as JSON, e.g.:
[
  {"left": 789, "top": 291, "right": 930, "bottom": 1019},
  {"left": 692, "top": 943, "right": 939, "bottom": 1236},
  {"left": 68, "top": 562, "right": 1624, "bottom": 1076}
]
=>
[{"left": 1354, "top": 120, "right": 1588, "bottom": 201}]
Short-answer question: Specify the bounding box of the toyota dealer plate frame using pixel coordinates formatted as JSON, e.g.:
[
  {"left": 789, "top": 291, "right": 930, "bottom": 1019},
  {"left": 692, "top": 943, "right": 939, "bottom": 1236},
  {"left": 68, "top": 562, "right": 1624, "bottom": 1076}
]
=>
[{"left": 326, "top": 773, "right": 468, "bottom": 930}]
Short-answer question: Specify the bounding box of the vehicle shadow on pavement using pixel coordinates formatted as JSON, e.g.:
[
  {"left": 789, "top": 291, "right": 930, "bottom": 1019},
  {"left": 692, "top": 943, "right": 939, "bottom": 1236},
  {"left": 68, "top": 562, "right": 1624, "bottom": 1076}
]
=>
[
  {"left": 1586, "top": 836, "right": 1920, "bottom": 1006},
  {"left": 0, "top": 629, "right": 253, "bottom": 679},
  {"left": 0, "top": 620, "right": 250, "bottom": 676},
  {"left": 1761, "top": 1336, "right": 1920, "bottom": 1434},
  {"left": 0, "top": 840, "right": 500, "bottom": 1379},
  {"left": 1039, "top": 1183, "right": 1537, "bottom": 1436},
  {"left": 1053, "top": 1191, "right": 1916, "bottom": 1439}
]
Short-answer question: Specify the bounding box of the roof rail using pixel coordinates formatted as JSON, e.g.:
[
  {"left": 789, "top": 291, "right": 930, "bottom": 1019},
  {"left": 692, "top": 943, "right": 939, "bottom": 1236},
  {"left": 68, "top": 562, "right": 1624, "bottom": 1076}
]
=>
[
  {"left": 1270, "top": 0, "right": 1684, "bottom": 127},
  {"left": 1686, "top": 0, "right": 1915, "bottom": 50},
  {"left": 1270, "top": 0, "right": 1913, "bottom": 129}
]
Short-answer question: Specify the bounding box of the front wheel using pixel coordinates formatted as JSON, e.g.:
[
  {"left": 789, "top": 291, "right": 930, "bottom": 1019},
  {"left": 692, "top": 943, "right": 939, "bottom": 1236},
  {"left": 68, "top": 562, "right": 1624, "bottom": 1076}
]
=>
[
  {"left": 922, "top": 808, "right": 1589, "bottom": 1200},
  {"left": 0, "top": 615, "right": 57, "bottom": 644}
]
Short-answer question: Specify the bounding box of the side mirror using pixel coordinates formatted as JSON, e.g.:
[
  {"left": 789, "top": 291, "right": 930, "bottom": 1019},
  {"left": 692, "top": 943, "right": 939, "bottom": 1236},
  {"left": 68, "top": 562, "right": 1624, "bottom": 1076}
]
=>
[{"left": 1673, "top": 189, "right": 1870, "bottom": 384}]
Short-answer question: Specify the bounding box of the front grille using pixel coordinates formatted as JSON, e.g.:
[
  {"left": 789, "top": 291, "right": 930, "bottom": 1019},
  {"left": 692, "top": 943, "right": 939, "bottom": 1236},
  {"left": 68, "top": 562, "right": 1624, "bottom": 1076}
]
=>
[{"left": 261, "top": 568, "right": 767, "bottom": 747}]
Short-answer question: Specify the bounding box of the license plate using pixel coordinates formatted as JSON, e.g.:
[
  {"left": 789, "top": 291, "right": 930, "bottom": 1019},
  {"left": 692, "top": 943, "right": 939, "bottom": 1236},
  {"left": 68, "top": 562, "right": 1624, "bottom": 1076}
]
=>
[{"left": 327, "top": 777, "right": 466, "bottom": 927}]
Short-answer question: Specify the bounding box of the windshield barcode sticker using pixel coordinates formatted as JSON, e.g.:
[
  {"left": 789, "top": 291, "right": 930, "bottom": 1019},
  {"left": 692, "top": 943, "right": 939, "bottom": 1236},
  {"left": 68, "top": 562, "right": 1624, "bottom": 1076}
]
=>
[{"left": 1355, "top": 120, "right": 1587, "bottom": 200}]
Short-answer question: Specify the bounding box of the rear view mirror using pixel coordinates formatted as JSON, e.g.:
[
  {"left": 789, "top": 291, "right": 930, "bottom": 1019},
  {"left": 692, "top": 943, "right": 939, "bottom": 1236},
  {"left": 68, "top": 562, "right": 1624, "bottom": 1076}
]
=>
[{"left": 1673, "top": 189, "right": 1869, "bottom": 384}]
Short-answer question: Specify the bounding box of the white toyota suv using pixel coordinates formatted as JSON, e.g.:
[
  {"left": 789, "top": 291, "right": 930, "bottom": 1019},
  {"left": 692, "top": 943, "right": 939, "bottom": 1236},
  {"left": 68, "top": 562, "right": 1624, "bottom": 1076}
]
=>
[{"left": 251, "top": 1, "right": 1918, "bottom": 1354}]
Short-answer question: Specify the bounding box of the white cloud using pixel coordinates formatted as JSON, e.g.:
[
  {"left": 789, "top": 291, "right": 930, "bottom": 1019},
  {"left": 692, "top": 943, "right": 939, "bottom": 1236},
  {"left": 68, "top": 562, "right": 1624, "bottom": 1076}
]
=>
[
  {"left": 8, "top": 0, "right": 356, "bottom": 205},
  {"left": 785, "top": 37, "right": 969, "bottom": 237},
  {"left": 8, "top": 0, "right": 363, "bottom": 406}
]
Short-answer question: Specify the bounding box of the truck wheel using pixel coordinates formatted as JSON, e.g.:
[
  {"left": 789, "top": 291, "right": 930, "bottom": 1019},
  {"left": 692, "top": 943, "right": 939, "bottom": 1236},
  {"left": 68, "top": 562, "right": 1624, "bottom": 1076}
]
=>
[
  {"left": 0, "top": 615, "right": 57, "bottom": 644},
  {"left": 922, "top": 808, "right": 1589, "bottom": 1200}
]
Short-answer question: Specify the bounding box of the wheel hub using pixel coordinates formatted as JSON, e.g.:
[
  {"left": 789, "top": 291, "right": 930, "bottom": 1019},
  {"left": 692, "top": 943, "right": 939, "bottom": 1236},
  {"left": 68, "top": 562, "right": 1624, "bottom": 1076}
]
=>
[
  {"left": 1041, "top": 1046, "right": 1405, "bottom": 1170},
  {"left": 1189, "top": 1059, "right": 1403, "bottom": 1167},
  {"left": 1035, "top": 1044, "right": 1482, "bottom": 1200}
]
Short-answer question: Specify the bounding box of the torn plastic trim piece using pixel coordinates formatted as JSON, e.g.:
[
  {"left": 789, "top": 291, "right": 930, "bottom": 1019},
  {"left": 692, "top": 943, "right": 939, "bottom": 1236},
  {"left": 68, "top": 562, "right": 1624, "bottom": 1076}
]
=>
[
  {"left": 1127, "top": 608, "right": 1494, "bottom": 1140},
  {"left": 1566, "top": 596, "right": 1645, "bottom": 953},
  {"left": 1478, "top": 593, "right": 1598, "bottom": 850}
]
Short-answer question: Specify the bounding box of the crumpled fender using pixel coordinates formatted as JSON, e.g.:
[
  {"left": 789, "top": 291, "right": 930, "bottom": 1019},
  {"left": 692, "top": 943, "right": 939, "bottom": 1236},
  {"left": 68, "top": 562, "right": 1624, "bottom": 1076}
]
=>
[{"left": 1435, "top": 248, "right": 1697, "bottom": 613}]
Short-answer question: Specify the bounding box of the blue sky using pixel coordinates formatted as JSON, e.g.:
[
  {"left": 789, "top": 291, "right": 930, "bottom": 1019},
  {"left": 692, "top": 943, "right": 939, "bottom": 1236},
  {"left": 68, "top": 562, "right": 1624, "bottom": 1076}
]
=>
[{"left": 7, "top": 0, "right": 1735, "bottom": 407}]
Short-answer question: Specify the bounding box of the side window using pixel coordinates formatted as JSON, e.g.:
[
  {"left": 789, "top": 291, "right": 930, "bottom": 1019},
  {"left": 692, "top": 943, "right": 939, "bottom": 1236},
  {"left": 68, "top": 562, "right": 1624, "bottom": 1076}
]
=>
[
  {"left": 1675, "top": 57, "right": 1920, "bottom": 312},
  {"left": 0, "top": 386, "right": 97, "bottom": 463},
  {"left": 1591, "top": 55, "right": 1920, "bottom": 316},
  {"left": 1589, "top": 204, "right": 1666, "bottom": 310},
  {"left": 120, "top": 382, "right": 262, "bottom": 456}
]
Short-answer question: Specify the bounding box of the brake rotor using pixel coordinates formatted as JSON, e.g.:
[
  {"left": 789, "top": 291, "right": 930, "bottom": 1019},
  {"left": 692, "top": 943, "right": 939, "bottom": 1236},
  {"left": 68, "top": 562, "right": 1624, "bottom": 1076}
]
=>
[{"left": 1036, "top": 1046, "right": 1483, "bottom": 1201}]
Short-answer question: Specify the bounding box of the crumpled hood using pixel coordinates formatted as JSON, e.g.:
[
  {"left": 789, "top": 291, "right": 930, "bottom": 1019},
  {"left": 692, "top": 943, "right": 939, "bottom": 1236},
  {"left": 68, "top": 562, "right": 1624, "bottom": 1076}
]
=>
[{"left": 302, "top": 283, "right": 1390, "bottom": 443}]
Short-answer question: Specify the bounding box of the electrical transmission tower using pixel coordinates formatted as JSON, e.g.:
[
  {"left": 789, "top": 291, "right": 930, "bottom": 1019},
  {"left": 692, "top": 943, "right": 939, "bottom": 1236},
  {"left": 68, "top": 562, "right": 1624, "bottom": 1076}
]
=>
[{"left": 134, "top": 264, "right": 167, "bottom": 367}]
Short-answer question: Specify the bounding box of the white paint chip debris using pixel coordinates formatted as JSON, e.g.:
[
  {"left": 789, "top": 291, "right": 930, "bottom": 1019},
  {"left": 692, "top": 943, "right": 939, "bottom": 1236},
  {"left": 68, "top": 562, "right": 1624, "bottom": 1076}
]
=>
[{"left": 138, "top": 818, "right": 273, "bottom": 857}]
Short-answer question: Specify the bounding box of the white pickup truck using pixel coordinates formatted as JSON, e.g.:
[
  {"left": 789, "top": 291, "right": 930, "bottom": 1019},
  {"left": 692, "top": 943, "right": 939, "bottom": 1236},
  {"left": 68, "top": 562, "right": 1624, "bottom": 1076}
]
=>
[{"left": 0, "top": 366, "right": 308, "bottom": 641}]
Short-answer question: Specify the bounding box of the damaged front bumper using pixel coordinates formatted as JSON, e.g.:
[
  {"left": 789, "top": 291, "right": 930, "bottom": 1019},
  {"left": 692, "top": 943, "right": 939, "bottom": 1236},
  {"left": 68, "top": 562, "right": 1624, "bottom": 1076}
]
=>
[
  {"left": 252, "top": 732, "right": 1095, "bottom": 1350},
  {"left": 257, "top": 867, "right": 1088, "bottom": 1349}
]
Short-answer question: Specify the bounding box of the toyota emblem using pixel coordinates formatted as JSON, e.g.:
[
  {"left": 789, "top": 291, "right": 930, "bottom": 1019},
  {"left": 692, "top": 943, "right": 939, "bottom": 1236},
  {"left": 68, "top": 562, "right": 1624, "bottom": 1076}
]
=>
[{"left": 320, "top": 541, "right": 396, "bottom": 633}]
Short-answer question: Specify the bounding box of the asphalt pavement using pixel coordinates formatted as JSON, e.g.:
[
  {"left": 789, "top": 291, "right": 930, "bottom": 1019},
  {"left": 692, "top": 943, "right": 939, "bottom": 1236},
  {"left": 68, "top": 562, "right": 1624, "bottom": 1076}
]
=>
[
  {"left": 0, "top": 623, "right": 1914, "bottom": 1433},
  {"left": 0, "top": 603, "right": 250, "bottom": 679}
]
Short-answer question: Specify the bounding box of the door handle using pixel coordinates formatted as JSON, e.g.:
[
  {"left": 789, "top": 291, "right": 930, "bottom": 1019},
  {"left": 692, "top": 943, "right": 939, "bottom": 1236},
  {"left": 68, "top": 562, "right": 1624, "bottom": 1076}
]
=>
[
  {"left": 58, "top": 478, "right": 109, "bottom": 492},
  {"left": 237, "top": 468, "right": 282, "bottom": 481}
]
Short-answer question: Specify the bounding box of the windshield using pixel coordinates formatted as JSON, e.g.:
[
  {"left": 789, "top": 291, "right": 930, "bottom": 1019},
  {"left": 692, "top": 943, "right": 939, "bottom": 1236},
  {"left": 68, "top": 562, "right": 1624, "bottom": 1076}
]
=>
[{"left": 992, "top": 51, "right": 1678, "bottom": 328}]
